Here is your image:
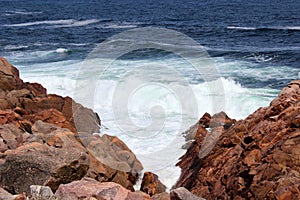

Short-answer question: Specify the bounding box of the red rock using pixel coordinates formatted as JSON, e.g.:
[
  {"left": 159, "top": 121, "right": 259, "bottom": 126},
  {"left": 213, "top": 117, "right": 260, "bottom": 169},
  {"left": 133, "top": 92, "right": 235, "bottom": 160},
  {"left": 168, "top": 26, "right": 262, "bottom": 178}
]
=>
[
  {"left": 0, "top": 57, "right": 23, "bottom": 91},
  {"left": 141, "top": 172, "right": 166, "bottom": 196},
  {"left": 199, "top": 112, "right": 211, "bottom": 128},
  {"left": 24, "top": 82, "right": 47, "bottom": 97},
  {"left": 80, "top": 132, "right": 143, "bottom": 191},
  {"left": 0, "top": 58, "right": 143, "bottom": 196},
  {"left": 174, "top": 80, "right": 300, "bottom": 199}
]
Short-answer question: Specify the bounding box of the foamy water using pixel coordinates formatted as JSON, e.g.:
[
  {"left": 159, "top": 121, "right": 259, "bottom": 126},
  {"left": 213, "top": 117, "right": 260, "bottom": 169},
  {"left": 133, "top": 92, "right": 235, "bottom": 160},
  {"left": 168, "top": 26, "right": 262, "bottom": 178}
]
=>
[{"left": 16, "top": 55, "right": 280, "bottom": 189}]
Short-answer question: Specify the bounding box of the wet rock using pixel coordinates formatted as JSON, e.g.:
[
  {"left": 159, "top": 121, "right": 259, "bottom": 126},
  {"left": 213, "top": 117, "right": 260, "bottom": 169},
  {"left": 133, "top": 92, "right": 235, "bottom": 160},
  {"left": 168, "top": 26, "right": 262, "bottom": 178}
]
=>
[
  {"left": 174, "top": 81, "right": 300, "bottom": 199},
  {"left": 140, "top": 172, "right": 166, "bottom": 196}
]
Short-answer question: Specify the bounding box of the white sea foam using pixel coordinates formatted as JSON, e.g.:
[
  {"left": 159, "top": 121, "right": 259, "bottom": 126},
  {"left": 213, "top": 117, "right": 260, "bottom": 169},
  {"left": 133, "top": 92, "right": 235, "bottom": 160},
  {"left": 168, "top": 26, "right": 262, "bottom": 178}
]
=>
[
  {"left": 227, "top": 26, "right": 256, "bottom": 30},
  {"left": 53, "top": 19, "right": 100, "bottom": 28},
  {"left": 3, "top": 19, "right": 100, "bottom": 28},
  {"left": 17, "top": 56, "right": 280, "bottom": 190},
  {"left": 228, "top": 25, "right": 300, "bottom": 31},
  {"left": 4, "top": 45, "right": 29, "bottom": 50},
  {"left": 3, "top": 10, "right": 43, "bottom": 16},
  {"left": 55, "top": 48, "right": 69, "bottom": 53},
  {"left": 3, "top": 19, "right": 75, "bottom": 27},
  {"left": 102, "top": 24, "right": 138, "bottom": 29}
]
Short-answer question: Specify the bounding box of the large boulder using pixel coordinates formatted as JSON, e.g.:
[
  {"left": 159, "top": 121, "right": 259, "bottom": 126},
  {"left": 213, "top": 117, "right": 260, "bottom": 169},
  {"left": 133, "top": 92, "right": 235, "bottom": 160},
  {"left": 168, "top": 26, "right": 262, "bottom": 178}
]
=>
[
  {"left": 0, "top": 120, "right": 144, "bottom": 194},
  {"left": 0, "top": 126, "right": 90, "bottom": 194},
  {"left": 174, "top": 81, "right": 300, "bottom": 199},
  {"left": 80, "top": 132, "right": 143, "bottom": 191},
  {"left": 54, "top": 179, "right": 151, "bottom": 200}
]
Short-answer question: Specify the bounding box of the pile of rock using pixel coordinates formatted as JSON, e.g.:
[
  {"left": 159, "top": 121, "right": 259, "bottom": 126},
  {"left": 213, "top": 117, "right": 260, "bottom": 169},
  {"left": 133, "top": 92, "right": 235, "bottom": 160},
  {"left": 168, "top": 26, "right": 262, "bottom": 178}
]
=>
[
  {"left": 174, "top": 81, "right": 300, "bottom": 199},
  {"left": 0, "top": 57, "right": 206, "bottom": 200},
  {"left": 0, "top": 58, "right": 145, "bottom": 199},
  {"left": 2, "top": 57, "right": 299, "bottom": 200}
]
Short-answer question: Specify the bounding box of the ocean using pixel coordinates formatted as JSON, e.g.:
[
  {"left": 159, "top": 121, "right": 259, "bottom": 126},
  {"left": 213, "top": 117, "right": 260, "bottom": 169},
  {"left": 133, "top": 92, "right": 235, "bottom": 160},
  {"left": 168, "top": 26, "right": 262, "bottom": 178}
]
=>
[{"left": 1, "top": 0, "right": 299, "bottom": 189}]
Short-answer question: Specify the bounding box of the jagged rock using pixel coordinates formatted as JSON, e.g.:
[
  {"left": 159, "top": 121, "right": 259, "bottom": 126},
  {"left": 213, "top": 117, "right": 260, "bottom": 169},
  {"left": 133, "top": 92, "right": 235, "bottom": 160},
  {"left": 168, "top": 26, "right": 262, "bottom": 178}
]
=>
[
  {"left": 209, "top": 111, "right": 236, "bottom": 129},
  {"left": 54, "top": 179, "right": 150, "bottom": 200},
  {"left": 170, "top": 187, "right": 205, "bottom": 200},
  {"left": 0, "top": 58, "right": 101, "bottom": 134},
  {"left": 0, "top": 58, "right": 23, "bottom": 91},
  {"left": 140, "top": 172, "right": 166, "bottom": 196},
  {"left": 199, "top": 112, "right": 211, "bottom": 128},
  {"left": 174, "top": 81, "right": 300, "bottom": 199},
  {"left": 80, "top": 132, "right": 143, "bottom": 191},
  {"left": 183, "top": 112, "right": 234, "bottom": 142},
  {"left": 30, "top": 185, "right": 54, "bottom": 200},
  {"left": 0, "top": 123, "right": 29, "bottom": 153}
]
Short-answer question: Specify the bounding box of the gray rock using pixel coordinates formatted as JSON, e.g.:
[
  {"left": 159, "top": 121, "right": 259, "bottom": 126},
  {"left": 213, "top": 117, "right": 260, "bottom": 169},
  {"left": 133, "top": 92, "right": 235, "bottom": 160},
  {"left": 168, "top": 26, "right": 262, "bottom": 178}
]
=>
[
  {"left": 170, "top": 187, "right": 205, "bottom": 200},
  {"left": 0, "top": 187, "right": 14, "bottom": 200},
  {"left": 30, "top": 185, "right": 54, "bottom": 200}
]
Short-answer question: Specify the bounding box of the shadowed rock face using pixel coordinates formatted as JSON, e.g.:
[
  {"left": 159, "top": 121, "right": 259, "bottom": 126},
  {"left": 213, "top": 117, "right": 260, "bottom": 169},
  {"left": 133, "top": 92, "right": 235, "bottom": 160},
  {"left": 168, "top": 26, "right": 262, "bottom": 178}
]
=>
[
  {"left": 140, "top": 172, "right": 166, "bottom": 196},
  {"left": 0, "top": 58, "right": 143, "bottom": 195},
  {"left": 174, "top": 81, "right": 300, "bottom": 200}
]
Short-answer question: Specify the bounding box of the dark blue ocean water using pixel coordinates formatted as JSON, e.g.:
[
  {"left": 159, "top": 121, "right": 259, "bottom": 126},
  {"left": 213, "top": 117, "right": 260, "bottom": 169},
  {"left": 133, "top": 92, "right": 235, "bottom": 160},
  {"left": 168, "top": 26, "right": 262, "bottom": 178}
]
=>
[{"left": 0, "top": 0, "right": 299, "bottom": 89}]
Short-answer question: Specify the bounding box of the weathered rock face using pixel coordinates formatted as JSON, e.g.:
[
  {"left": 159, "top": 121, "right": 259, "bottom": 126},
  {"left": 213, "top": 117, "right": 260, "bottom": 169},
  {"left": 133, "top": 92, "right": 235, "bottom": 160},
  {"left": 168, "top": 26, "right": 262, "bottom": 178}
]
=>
[
  {"left": 174, "top": 81, "right": 300, "bottom": 199},
  {"left": 0, "top": 58, "right": 143, "bottom": 195},
  {"left": 0, "top": 57, "right": 100, "bottom": 134},
  {"left": 140, "top": 172, "right": 166, "bottom": 196},
  {"left": 0, "top": 124, "right": 90, "bottom": 194},
  {"left": 54, "top": 179, "right": 151, "bottom": 200}
]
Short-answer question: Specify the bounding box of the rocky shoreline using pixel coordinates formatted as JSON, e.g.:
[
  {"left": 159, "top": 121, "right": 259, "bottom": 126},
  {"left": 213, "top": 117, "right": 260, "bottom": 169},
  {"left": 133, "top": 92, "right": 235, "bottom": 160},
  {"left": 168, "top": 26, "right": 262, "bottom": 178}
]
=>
[
  {"left": 0, "top": 57, "right": 299, "bottom": 199},
  {"left": 174, "top": 81, "right": 300, "bottom": 199}
]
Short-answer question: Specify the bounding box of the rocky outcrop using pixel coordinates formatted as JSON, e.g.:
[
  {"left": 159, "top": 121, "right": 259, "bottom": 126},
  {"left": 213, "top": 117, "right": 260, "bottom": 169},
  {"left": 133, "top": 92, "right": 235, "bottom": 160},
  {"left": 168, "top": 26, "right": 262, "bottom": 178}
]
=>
[
  {"left": 0, "top": 57, "right": 100, "bottom": 133},
  {"left": 0, "top": 58, "right": 143, "bottom": 196},
  {"left": 140, "top": 172, "right": 166, "bottom": 196},
  {"left": 174, "top": 81, "right": 300, "bottom": 199}
]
